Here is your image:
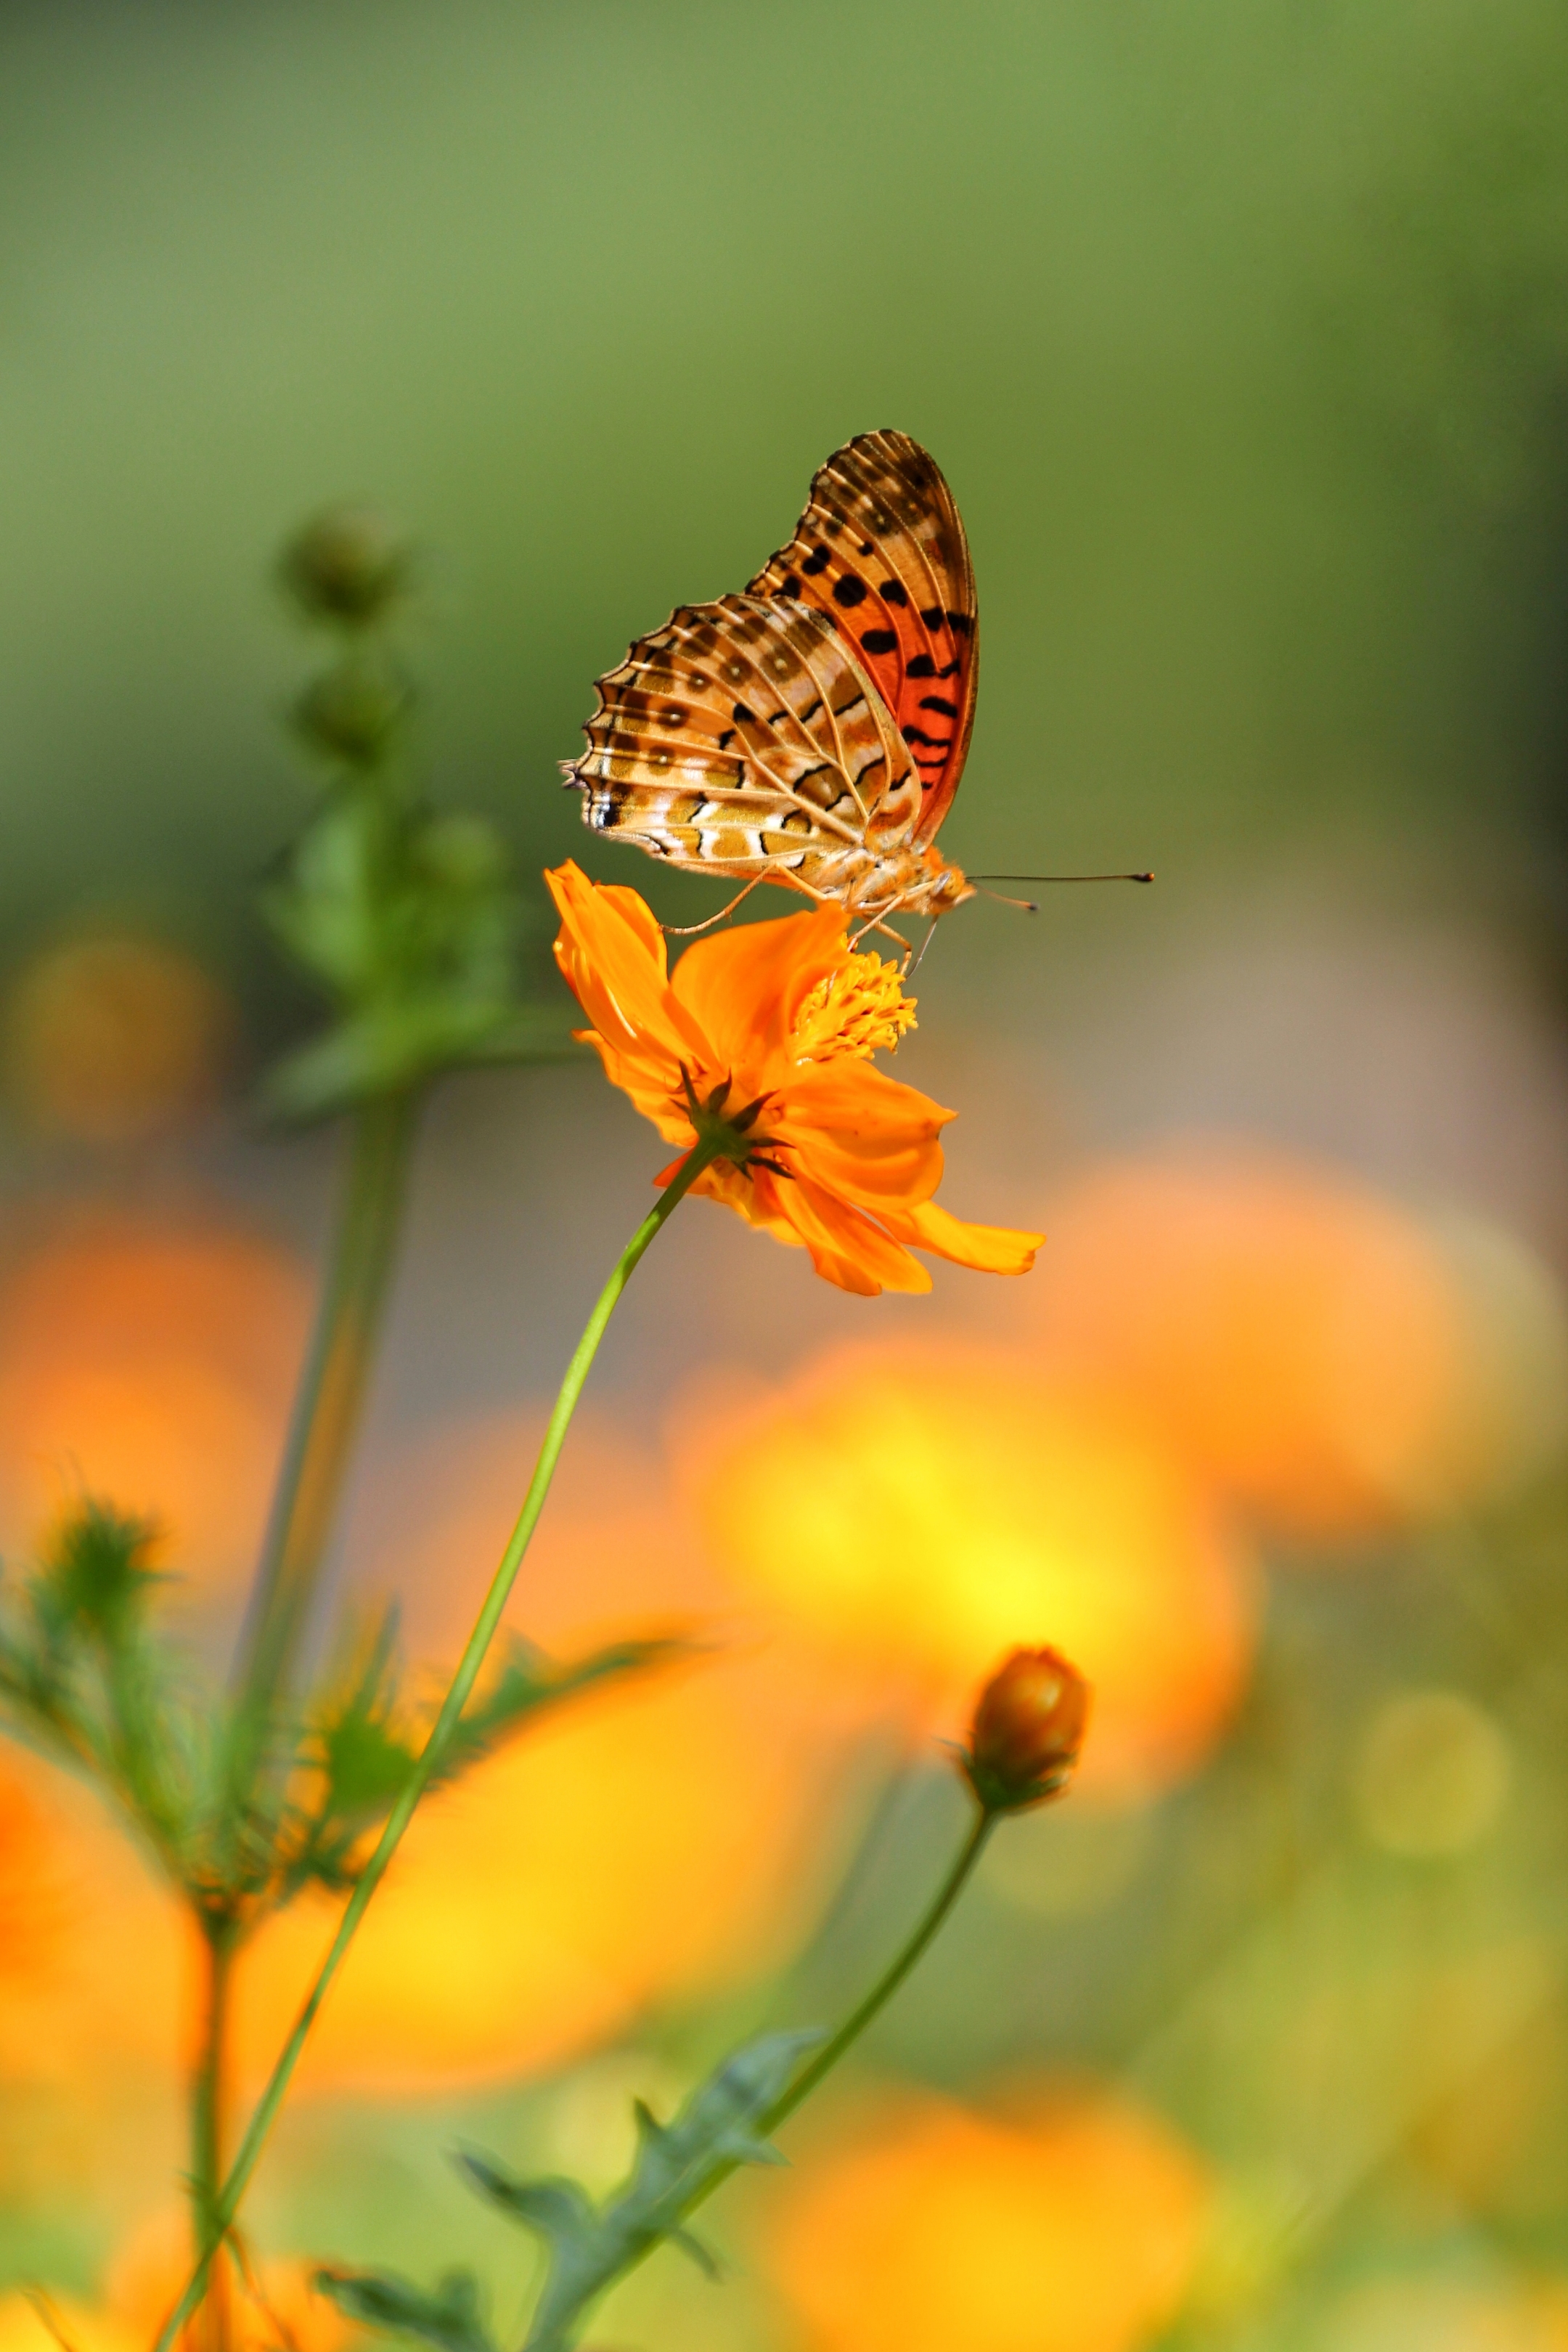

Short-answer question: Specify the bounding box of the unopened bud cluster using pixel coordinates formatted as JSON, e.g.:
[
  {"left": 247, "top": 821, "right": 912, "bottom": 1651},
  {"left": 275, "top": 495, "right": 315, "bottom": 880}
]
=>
[
  {"left": 280, "top": 507, "right": 412, "bottom": 771},
  {"left": 282, "top": 508, "right": 409, "bottom": 626},
  {"left": 962, "top": 1645, "right": 1090, "bottom": 1813}
]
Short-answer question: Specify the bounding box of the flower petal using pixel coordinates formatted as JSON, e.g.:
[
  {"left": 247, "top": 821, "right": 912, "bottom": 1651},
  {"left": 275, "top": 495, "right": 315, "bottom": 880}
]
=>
[
  {"left": 547, "top": 862, "right": 710, "bottom": 1075},
  {"left": 780, "top": 1175, "right": 934, "bottom": 1296},
  {"left": 772, "top": 1061, "right": 952, "bottom": 1205},
  {"left": 671, "top": 904, "right": 846, "bottom": 1075},
  {"left": 878, "top": 1197, "right": 1045, "bottom": 1277}
]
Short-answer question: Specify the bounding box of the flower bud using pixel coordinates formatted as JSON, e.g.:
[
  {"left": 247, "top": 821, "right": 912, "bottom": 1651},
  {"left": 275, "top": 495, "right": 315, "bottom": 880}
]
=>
[
  {"left": 281, "top": 507, "right": 409, "bottom": 625},
  {"left": 962, "top": 1646, "right": 1090, "bottom": 1812},
  {"left": 293, "top": 658, "right": 409, "bottom": 767}
]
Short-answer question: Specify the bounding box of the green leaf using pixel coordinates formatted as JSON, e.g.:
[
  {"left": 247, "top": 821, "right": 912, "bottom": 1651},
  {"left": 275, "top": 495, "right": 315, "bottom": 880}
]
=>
[
  {"left": 34, "top": 1501, "right": 163, "bottom": 1640},
  {"left": 260, "top": 770, "right": 577, "bottom": 1123},
  {"left": 457, "top": 2154, "right": 597, "bottom": 2250},
  {"left": 432, "top": 1633, "right": 696, "bottom": 1788},
  {"left": 314, "top": 2268, "right": 494, "bottom": 2352},
  {"left": 261, "top": 1001, "right": 577, "bottom": 1125},
  {"left": 459, "top": 2027, "right": 825, "bottom": 2351},
  {"left": 282, "top": 1628, "right": 693, "bottom": 1896}
]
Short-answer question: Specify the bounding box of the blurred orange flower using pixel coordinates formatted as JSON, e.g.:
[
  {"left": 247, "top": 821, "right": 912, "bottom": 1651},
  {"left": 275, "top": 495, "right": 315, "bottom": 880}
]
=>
[
  {"left": 4, "top": 931, "right": 232, "bottom": 1142},
  {"left": 107, "top": 2207, "right": 348, "bottom": 2352},
  {"left": 237, "top": 1624, "right": 854, "bottom": 2092},
  {"left": 0, "top": 1220, "right": 311, "bottom": 1591},
  {"left": 547, "top": 860, "right": 1041, "bottom": 1295},
  {"left": 681, "top": 1340, "right": 1257, "bottom": 1798},
  {"left": 763, "top": 2084, "right": 1211, "bottom": 2352},
  {"left": 0, "top": 1758, "right": 65, "bottom": 1997},
  {"left": 0, "top": 1743, "right": 183, "bottom": 2100},
  {"left": 1021, "top": 1147, "right": 1554, "bottom": 1541}
]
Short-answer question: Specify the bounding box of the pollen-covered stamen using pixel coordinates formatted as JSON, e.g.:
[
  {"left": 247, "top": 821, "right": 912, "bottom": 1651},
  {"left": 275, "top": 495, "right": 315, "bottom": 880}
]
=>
[{"left": 792, "top": 951, "right": 918, "bottom": 1065}]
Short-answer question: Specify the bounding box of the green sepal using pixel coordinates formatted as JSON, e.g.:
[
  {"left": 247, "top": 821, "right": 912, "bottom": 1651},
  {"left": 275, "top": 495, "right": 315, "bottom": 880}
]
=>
[{"left": 313, "top": 2266, "right": 494, "bottom": 2352}]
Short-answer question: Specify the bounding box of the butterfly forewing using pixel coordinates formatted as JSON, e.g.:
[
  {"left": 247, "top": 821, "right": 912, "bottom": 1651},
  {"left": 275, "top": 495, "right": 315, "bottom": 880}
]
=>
[
  {"left": 746, "top": 428, "right": 978, "bottom": 845},
  {"left": 565, "top": 431, "right": 976, "bottom": 919},
  {"left": 574, "top": 593, "right": 922, "bottom": 885}
]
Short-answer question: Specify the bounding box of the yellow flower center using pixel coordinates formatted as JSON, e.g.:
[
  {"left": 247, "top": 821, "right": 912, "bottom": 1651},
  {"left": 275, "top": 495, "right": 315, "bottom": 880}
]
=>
[{"left": 791, "top": 951, "right": 918, "bottom": 1064}]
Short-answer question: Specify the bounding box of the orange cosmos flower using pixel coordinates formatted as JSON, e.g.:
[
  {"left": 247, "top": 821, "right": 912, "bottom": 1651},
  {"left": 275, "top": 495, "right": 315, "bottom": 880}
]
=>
[{"left": 547, "top": 861, "right": 1041, "bottom": 1297}]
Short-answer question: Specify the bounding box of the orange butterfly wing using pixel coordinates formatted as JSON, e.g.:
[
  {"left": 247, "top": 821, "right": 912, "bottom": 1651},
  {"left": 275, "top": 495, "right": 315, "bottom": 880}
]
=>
[
  {"left": 746, "top": 429, "right": 978, "bottom": 847},
  {"left": 568, "top": 593, "right": 923, "bottom": 889}
]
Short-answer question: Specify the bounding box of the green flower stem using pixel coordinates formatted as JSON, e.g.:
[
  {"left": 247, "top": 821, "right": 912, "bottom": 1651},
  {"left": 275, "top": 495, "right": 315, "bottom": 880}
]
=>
[
  {"left": 155, "top": 1142, "right": 721, "bottom": 2352},
  {"left": 229, "top": 1088, "right": 420, "bottom": 1799},
  {"left": 761, "top": 1802, "right": 997, "bottom": 2141}
]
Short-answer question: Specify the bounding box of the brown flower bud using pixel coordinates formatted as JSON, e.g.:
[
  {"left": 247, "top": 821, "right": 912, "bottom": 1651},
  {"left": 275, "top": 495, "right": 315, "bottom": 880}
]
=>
[
  {"left": 962, "top": 1646, "right": 1091, "bottom": 1812},
  {"left": 281, "top": 507, "right": 410, "bottom": 626}
]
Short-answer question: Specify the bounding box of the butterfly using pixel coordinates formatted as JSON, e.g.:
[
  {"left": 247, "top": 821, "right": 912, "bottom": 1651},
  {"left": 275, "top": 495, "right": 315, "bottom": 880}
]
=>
[{"left": 563, "top": 430, "right": 979, "bottom": 935}]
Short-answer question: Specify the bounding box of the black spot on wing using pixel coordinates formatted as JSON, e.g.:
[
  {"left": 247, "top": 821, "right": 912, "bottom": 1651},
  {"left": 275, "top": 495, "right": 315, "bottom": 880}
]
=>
[
  {"left": 919, "top": 605, "right": 945, "bottom": 630},
  {"left": 832, "top": 575, "right": 867, "bottom": 609},
  {"left": 801, "top": 545, "right": 832, "bottom": 577},
  {"left": 919, "top": 695, "right": 960, "bottom": 717},
  {"left": 860, "top": 629, "right": 898, "bottom": 656},
  {"left": 906, "top": 653, "right": 936, "bottom": 678},
  {"left": 878, "top": 579, "right": 908, "bottom": 606}
]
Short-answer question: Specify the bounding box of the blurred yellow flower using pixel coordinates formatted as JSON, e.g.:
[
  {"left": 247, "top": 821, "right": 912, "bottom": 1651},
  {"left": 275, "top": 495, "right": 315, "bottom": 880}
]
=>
[
  {"left": 0, "top": 2295, "right": 137, "bottom": 2352},
  {"left": 4, "top": 932, "right": 232, "bottom": 1142},
  {"left": 681, "top": 1340, "right": 1257, "bottom": 1798},
  {"left": 1019, "top": 1146, "right": 1558, "bottom": 1542},
  {"left": 0, "top": 1220, "right": 311, "bottom": 1592},
  {"left": 237, "top": 1617, "right": 851, "bottom": 2091},
  {"left": 762, "top": 2085, "right": 1211, "bottom": 2352}
]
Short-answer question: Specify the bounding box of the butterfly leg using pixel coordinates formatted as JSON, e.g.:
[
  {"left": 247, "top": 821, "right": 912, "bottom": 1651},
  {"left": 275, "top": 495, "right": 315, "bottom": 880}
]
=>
[
  {"left": 661, "top": 874, "right": 769, "bottom": 937},
  {"left": 849, "top": 892, "right": 915, "bottom": 955},
  {"left": 905, "top": 914, "right": 941, "bottom": 978}
]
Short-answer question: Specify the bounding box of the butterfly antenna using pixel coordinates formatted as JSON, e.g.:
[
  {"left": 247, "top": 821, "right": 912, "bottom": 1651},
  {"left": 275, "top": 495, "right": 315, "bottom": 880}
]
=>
[
  {"left": 970, "top": 870, "right": 1155, "bottom": 886},
  {"left": 976, "top": 887, "right": 1040, "bottom": 914}
]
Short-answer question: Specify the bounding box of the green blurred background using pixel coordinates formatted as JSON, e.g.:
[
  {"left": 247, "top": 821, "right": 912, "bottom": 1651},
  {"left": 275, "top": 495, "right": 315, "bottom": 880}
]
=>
[{"left": 6, "top": 5, "right": 1568, "bottom": 2350}]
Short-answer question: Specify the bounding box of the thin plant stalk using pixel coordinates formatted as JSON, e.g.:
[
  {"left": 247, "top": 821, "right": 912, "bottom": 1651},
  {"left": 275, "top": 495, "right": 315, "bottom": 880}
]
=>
[
  {"left": 227, "top": 1088, "right": 420, "bottom": 1804},
  {"left": 155, "top": 1139, "right": 722, "bottom": 2352},
  {"left": 761, "top": 1803, "right": 995, "bottom": 2134},
  {"left": 189, "top": 1921, "right": 238, "bottom": 2352}
]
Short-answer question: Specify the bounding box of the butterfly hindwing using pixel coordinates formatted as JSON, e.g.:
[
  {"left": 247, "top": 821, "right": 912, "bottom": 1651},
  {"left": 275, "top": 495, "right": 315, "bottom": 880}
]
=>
[
  {"left": 746, "top": 429, "right": 978, "bottom": 845},
  {"left": 571, "top": 593, "right": 923, "bottom": 890}
]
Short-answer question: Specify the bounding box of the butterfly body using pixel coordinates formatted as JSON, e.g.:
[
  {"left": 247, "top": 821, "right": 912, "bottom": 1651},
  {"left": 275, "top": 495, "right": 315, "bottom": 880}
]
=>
[{"left": 565, "top": 431, "right": 978, "bottom": 925}]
